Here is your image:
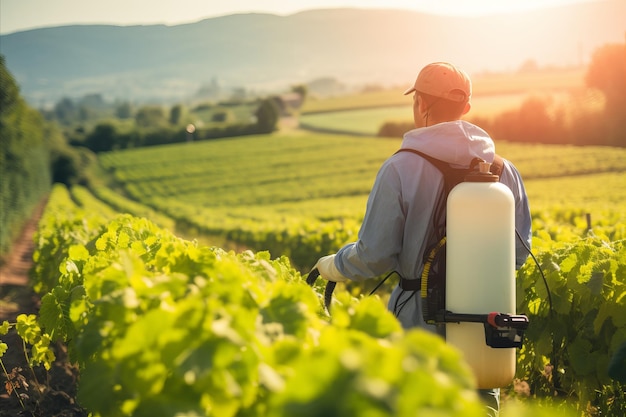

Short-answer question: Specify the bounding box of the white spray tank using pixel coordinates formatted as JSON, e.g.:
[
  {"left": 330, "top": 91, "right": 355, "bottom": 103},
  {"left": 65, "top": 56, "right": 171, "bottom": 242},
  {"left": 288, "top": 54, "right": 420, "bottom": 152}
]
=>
[{"left": 445, "top": 161, "right": 524, "bottom": 389}]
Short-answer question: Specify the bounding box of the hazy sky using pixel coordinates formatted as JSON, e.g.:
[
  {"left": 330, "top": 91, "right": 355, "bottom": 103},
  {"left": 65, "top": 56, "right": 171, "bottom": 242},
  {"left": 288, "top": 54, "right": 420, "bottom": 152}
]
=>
[{"left": 0, "top": 0, "right": 603, "bottom": 35}]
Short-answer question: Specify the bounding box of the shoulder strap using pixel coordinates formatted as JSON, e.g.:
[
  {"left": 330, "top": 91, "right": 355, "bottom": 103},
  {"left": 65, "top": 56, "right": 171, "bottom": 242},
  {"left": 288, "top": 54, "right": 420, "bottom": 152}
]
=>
[
  {"left": 396, "top": 148, "right": 504, "bottom": 179},
  {"left": 395, "top": 148, "right": 469, "bottom": 193},
  {"left": 490, "top": 154, "right": 504, "bottom": 178},
  {"left": 394, "top": 148, "right": 450, "bottom": 174}
]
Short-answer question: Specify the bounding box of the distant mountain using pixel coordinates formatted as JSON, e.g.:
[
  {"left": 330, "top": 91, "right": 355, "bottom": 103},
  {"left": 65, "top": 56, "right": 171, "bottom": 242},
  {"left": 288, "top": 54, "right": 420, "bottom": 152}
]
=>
[{"left": 1, "top": 1, "right": 624, "bottom": 105}]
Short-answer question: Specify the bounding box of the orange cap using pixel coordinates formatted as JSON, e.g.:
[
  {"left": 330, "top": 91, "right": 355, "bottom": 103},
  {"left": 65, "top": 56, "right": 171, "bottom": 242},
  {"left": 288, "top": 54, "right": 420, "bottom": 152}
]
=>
[{"left": 403, "top": 62, "right": 471, "bottom": 102}]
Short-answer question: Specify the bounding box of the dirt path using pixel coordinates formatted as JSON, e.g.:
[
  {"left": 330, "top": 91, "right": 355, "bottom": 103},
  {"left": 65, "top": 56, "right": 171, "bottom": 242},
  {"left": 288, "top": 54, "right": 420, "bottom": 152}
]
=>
[
  {"left": 0, "top": 199, "right": 87, "bottom": 416},
  {"left": 0, "top": 199, "right": 46, "bottom": 319}
]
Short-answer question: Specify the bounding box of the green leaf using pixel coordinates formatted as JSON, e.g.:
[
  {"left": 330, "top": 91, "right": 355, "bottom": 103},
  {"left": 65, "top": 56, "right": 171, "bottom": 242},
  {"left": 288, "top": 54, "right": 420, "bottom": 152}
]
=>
[
  {"left": 112, "top": 308, "right": 172, "bottom": 359},
  {"left": 39, "top": 290, "right": 68, "bottom": 341},
  {"left": 0, "top": 321, "right": 10, "bottom": 336},
  {"left": 260, "top": 282, "right": 316, "bottom": 338},
  {"left": 560, "top": 253, "right": 578, "bottom": 273},
  {"left": 568, "top": 338, "right": 595, "bottom": 376},
  {"left": 77, "top": 360, "right": 119, "bottom": 414},
  {"left": 118, "top": 231, "right": 130, "bottom": 248},
  {"left": 594, "top": 302, "right": 612, "bottom": 334},
  {"left": 31, "top": 333, "right": 55, "bottom": 370},
  {"left": 551, "top": 288, "right": 573, "bottom": 315},
  {"left": 95, "top": 236, "right": 107, "bottom": 251},
  {"left": 15, "top": 314, "right": 41, "bottom": 344},
  {"left": 130, "top": 240, "right": 147, "bottom": 256},
  {"left": 587, "top": 271, "right": 604, "bottom": 296},
  {"left": 69, "top": 244, "right": 90, "bottom": 261},
  {"left": 343, "top": 297, "right": 401, "bottom": 339}
]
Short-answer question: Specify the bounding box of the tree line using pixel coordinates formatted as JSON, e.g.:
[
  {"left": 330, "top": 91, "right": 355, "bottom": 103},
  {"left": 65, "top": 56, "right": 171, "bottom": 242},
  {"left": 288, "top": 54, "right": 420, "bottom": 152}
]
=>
[
  {"left": 1, "top": 56, "right": 75, "bottom": 256},
  {"left": 66, "top": 98, "right": 281, "bottom": 153},
  {"left": 46, "top": 95, "right": 284, "bottom": 154}
]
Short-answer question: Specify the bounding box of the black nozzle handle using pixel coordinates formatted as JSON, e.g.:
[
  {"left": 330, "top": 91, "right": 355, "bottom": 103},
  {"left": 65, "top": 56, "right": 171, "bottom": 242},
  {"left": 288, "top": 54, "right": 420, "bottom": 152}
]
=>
[
  {"left": 306, "top": 268, "right": 320, "bottom": 286},
  {"left": 324, "top": 282, "right": 336, "bottom": 312},
  {"left": 306, "top": 267, "right": 336, "bottom": 312}
]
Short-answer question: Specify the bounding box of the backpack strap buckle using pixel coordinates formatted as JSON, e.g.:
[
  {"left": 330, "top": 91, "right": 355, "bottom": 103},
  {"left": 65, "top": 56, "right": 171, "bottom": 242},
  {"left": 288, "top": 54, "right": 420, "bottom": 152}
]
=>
[{"left": 399, "top": 277, "right": 421, "bottom": 291}]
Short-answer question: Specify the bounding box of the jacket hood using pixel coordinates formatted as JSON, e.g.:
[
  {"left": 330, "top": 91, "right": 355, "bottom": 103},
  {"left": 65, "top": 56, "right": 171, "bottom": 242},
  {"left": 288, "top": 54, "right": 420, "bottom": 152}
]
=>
[{"left": 401, "top": 120, "right": 495, "bottom": 168}]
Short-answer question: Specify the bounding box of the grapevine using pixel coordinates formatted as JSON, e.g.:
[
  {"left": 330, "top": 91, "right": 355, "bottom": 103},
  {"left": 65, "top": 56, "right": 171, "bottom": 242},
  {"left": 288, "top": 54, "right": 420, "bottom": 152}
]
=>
[{"left": 2, "top": 185, "right": 489, "bottom": 416}]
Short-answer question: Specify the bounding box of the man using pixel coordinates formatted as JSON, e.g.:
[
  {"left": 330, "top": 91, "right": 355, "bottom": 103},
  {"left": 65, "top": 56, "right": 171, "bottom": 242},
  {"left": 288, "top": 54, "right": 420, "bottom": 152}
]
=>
[{"left": 313, "top": 62, "right": 532, "bottom": 416}]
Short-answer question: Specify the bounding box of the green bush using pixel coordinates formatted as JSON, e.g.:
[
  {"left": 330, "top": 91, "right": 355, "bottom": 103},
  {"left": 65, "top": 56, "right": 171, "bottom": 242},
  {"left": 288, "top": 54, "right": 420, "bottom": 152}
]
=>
[{"left": 0, "top": 55, "right": 51, "bottom": 256}]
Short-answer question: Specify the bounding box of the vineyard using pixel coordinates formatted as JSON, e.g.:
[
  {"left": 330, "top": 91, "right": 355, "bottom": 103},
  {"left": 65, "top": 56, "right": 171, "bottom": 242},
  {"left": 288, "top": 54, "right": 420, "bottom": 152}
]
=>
[
  {"left": 1, "top": 131, "right": 625, "bottom": 416},
  {"left": 96, "top": 133, "right": 626, "bottom": 269}
]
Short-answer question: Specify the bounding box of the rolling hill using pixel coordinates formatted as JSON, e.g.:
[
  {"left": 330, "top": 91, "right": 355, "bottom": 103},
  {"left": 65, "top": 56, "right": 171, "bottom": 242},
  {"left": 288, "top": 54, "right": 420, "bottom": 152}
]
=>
[{"left": 0, "top": 0, "right": 624, "bottom": 105}]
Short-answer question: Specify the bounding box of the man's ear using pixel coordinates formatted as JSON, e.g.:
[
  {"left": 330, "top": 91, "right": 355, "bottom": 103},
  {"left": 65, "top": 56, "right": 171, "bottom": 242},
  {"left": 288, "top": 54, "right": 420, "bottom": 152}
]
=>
[
  {"left": 417, "top": 95, "right": 428, "bottom": 114},
  {"left": 412, "top": 95, "right": 423, "bottom": 128},
  {"left": 462, "top": 101, "right": 471, "bottom": 115}
]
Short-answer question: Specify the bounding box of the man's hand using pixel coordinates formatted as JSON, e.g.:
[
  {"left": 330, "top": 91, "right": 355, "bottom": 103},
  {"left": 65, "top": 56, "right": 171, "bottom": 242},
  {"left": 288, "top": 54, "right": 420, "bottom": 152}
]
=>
[{"left": 314, "top": 254, "right": 349, "bottom": 282}]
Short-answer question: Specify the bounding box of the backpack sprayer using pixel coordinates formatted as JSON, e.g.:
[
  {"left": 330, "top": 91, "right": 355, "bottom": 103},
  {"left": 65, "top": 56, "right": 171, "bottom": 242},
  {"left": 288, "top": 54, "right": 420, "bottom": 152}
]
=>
[
  {"left": 443, "top": 160, "right": 528, "bottom": 388},
  {"left": 307, "top": 156, "right": 532, "bottom": 389}
]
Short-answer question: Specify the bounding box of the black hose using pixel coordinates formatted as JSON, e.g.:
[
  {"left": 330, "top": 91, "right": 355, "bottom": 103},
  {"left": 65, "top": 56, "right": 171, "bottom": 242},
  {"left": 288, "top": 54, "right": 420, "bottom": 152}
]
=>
[
  {"left": 305, "top": 268, "right": 320, "bottom": 286},
  {"left": 306, "top": 268, "right": 336, "bottom": 312},
  {"left": 516, "top": 229, "right": 561, "bottom": 394}
]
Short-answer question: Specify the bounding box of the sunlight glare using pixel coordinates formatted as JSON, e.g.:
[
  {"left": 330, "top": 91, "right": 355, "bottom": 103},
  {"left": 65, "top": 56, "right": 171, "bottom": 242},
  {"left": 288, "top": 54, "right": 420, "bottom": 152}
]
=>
[{"left": 372, "top": 0, "right": 595, "bottom": 16}]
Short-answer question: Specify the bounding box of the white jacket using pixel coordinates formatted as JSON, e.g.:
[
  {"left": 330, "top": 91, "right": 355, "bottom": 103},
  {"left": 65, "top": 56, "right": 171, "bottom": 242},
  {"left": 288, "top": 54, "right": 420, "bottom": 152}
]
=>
[{"left": 334, "top": 120, "right": 532, "bottom": 330}]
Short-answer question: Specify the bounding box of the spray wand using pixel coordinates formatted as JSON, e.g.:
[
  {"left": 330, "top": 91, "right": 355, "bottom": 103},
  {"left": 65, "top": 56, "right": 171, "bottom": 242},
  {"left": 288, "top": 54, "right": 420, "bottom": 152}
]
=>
[{"left": 306, "top": 268, "right": 336, "bottom": 313}]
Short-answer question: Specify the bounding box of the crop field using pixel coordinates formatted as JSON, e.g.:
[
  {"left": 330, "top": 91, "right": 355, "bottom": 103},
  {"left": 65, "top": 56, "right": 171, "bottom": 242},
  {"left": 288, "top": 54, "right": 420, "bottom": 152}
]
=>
[
  {"left": 3, "top": 128, "right": 624, "bottom": 416},
  {"left": 96, "top": 132, "right": 626, "bottom": 270}
]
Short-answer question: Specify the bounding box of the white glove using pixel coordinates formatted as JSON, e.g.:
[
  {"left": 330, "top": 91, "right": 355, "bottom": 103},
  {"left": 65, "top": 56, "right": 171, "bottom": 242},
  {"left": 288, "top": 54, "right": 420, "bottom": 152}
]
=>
[{"left": 315, "top": 254, "right": 349, "bottom": 282}]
